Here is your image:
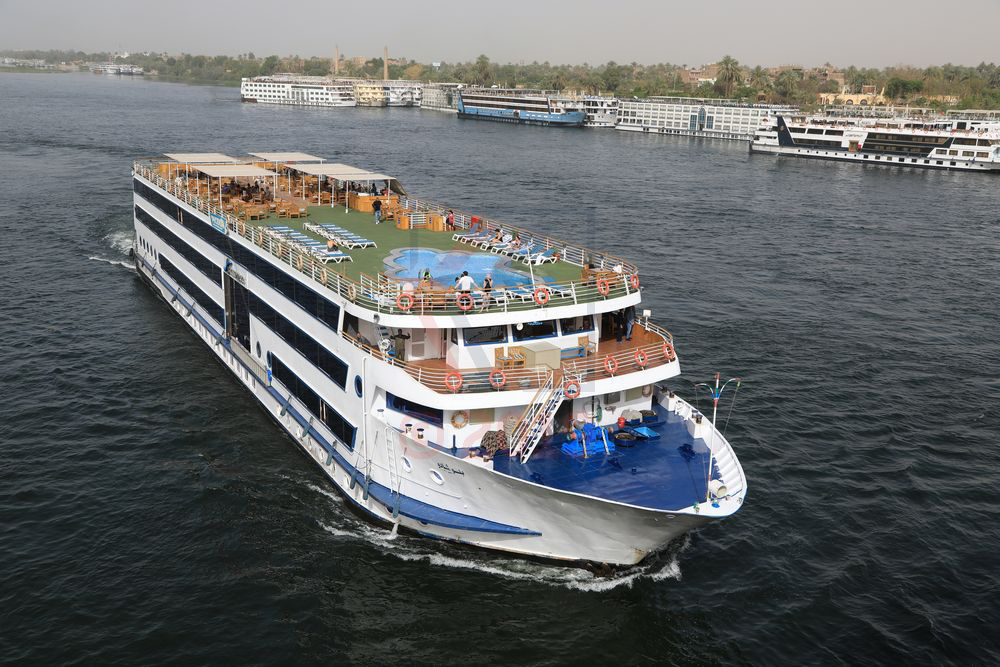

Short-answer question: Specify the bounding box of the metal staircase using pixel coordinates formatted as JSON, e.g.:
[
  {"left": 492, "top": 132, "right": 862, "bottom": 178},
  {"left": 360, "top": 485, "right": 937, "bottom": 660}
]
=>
[{"left": 509, "top": 370, "right": 565, "bottom": 464}]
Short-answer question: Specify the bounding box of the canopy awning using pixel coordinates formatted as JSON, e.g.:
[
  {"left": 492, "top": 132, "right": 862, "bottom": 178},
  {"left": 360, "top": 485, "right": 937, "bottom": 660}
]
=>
[
  {"left": 248, "top": 152, "right": 324, "bottom": 163},
  {"left": 164, "top": 152, "right": 239, "bottom": 163},
  {"left": 191, "top": 164, "right": 278, "bottom": 178},
  {"left": 288, "top": 162, "right": 393, "bottom": 181}
]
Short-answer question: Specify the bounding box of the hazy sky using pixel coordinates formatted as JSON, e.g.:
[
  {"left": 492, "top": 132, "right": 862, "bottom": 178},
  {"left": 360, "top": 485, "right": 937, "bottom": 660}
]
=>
[{"left": 3, "top": 0, "right": 999, "bottom": 67}]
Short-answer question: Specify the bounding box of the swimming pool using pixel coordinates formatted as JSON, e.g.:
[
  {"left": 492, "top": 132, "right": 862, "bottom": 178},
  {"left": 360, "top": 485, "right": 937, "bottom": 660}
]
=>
[{"left": 384, "top": 248, "right": 543, "bottom": 287}]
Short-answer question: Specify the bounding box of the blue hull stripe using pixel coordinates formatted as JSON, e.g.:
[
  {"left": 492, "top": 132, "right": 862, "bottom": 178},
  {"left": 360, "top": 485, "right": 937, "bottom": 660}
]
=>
[{"left": 140, "top": 255, "right": 540, "bottom": 537}]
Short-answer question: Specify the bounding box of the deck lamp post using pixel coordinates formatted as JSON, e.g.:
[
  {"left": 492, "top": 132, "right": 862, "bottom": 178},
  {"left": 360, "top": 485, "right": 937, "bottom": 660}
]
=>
[{"left": 694, "top": 373, "right": 742, "bottom": 505}]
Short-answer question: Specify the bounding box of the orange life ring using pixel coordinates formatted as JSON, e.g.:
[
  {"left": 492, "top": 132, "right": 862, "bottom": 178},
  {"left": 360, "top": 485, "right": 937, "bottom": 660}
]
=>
[
  {"left": 348, "top": 283, "right": 357, "bottom": 301},
  {"left": 635, "top": 348, "right": 648, "bottom": 368},
  {"left": 445, "top": 371, "right": 463, "bottom": 392},
  {"left": 397, "top": 292, "right": 414, "bottom": 311},
  {"left": 604, "top": 356, "right": 619, "bottom": 375},
  {"left": 450, "top": 410, "right": 469, "bottom": 429},
  {"left": 456, "top": 292, "right": 474, "bottom": 311},
  {"left": 662, "top": 342, "right": 676, "bottom": 361},
  {"left": 631, "top": 274, "right": 640, "bottom": 290},
  {"left": 238, "top": 221, "right": 246, "bottom": 236},
  {"left": 597, "top": 278, "right": 610, "bottom": 296},
  {"left": 296, "top": 254, "right": 304, "bottom": 271},
  {"left": 563, "top": 380, "right": 581, "bottom": 399},
  {"left": 533, "top": 286, "right": 551, "bottom": 306},
  {"left": 489, "top": 368, "right": 507, "bottom": 389}
]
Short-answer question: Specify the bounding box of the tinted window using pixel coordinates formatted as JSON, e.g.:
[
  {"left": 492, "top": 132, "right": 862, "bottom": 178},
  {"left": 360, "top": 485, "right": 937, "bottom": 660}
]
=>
[
  {"left": 558, "top": 315, "right": 594, "bottom": 336},
  {"left": 512, "top": 320, "right": 557, "bottom": 341},
  {"left": 386, "top": 392, "right": 443, "bottom": 428},
  {"left": 269, "top": 353, "right": 356, "bottom": 449},
  {"left": 463, "top": 325, "right": 508, "bottom": 345},
  {"left": 159, "top": 256, "right": 224, "bottom": 325}
]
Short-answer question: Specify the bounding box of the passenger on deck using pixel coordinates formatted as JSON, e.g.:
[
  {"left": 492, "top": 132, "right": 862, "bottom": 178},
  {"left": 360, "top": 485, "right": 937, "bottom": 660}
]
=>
[
  {"left": 480, "top": 274, "right": 494, "bottom": 311},
  {"left": 372, "top": 197, "right": 383, "bottom": 224},
  {"left": 624, "top": 304, "right": 636, "bottom": 341},
  {"left": 508, "top": 233, "right": 522, "bottom": 250},
  {"left": 457, "top": 271, "right": 477, "bottom": 294},
  {"left": 446, "top": 209, "right": 456, "bottom": 230},
  {"left": 326, "top": 239, "right": 339, "bottom": 253},
  {"left": 490, "top": 228, "right": 504, "bottom": 244},
  {"left": 614, "top": 309, "right": 626, "bottom": 343}
]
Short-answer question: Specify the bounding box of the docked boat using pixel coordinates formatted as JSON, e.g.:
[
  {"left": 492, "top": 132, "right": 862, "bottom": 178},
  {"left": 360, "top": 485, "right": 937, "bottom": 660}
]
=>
[
  {"left": 241, "top": 75, "right": 357, "bottom": 107},
  {"left": 617, "top": 97, "right": 797, "bottom": 141},
  {"left": 130, "top": 151, "right": 747, "bottom": 566},
  {"left": 457, "top": 89, "right": 586, "bottom": 127},
  {"left": 751, "top": 113, "right": 1000, "bottom": 172},
  {"left": 580, "top": 96, "right": 619, "bottom": 128}
]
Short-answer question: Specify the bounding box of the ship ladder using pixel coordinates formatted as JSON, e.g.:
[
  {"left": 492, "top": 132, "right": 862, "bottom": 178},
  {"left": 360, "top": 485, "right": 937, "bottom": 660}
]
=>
[{"left": 384, "top": 424, "right": 403, "bottom": 520}]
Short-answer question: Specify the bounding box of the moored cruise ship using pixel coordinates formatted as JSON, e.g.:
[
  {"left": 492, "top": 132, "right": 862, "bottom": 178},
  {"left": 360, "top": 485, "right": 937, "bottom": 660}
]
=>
[
  {"left": 458, "top": 88, "right": 586, "bottom": 127},
  {"left": 241, "top": 75, "right": 356, "bottom": 107},
  {"left": 751, "top": 114, "right": 1000, "bottom": 171},
  {"left": 130, "top": 150, "right": 747, "bottom": 566},
  {"left": 617, "top": 97, "right": 797, "bottom": 140},
  {"left": 581, "top": 96, "right": 619, "bottom": 128}
]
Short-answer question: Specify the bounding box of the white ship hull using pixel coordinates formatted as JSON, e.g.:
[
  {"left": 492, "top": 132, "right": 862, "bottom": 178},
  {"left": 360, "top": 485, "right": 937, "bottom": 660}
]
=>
[
  {"left": 749, "top": 142, "right": 1000, "bottom": 172},
  {"left": 134, "top": 251, "right": 741, "bottom": 564}
]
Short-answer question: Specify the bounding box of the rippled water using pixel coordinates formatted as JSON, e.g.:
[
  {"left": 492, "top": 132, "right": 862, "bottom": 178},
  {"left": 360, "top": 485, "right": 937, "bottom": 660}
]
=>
[{"left": 1, "top": 72, "right": 998, "bottom": 664}]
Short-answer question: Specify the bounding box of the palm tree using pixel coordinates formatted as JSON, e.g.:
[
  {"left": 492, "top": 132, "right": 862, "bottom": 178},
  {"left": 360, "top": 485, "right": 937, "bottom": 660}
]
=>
[
  {"left": 716, "top": 55, "right": 744, "bottom": 97},
  {"left": 748, "top": 65, "right": 771, "bottom": 91}
]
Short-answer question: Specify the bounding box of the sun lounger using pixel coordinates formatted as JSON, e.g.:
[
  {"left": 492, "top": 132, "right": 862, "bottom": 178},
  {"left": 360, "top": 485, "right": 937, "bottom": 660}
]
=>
[{"left": 524, "top": 246, "right": 560, "bottom": 264}]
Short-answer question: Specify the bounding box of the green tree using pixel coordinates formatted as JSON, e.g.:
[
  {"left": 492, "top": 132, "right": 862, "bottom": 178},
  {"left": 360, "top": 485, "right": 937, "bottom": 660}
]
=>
[
  {"left": 748, "top": 65, "right": 771, "bottom": 90},
  {"left": 716, "top": 55, "right": 743, "bottom": 96}
]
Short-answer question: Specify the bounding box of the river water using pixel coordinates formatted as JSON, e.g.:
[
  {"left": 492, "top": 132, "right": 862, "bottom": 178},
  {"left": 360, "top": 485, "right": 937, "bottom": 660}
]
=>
[{"left": 1, "top": 72, "right": 998, "bottom": 665}]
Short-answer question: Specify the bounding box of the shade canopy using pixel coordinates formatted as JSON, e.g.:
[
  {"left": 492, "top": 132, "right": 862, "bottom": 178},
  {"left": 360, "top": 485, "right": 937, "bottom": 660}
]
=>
[
  {"left": 288, "top": 162, "right": 393, "bottom": 181},
  {"left": 248, "top": 151, "right": 324, "bottom": 163},
  {"left": 164, "top": 152, "right": 239, "bottom": 163},
  {"left": 191, "top": 164, "right": 279, "bottom": 178}
]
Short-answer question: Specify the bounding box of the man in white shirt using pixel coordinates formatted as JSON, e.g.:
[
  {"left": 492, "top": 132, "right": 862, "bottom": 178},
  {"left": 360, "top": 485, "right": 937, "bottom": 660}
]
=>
[{"left": 456, "top": 271, "right": 478, "bottom": 293}]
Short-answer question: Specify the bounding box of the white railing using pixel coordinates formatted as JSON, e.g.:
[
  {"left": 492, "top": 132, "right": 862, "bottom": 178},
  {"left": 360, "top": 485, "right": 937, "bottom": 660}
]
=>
[{"left": 135, "top": 161, "right": 642, "bottom": 316}]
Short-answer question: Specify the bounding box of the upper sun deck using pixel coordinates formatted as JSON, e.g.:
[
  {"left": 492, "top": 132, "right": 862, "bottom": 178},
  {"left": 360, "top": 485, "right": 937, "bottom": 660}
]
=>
[{"left": 133, "top": 154, "right": 642, "bottom": 324}]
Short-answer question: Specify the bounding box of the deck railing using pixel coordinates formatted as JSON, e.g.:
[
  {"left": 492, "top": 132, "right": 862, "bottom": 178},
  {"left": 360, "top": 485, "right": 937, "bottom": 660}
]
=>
[
  {"left": 340, "top": 320, "right": 675, "bottom": 395},
  {"left": 134, "top": 161, "right": 641, "bottom": 316}
]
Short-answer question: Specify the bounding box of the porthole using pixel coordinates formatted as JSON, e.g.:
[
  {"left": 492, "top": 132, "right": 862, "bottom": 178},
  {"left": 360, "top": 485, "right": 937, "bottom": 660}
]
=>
[
  {"left": 256, "top": 342, "right": 262, "bottom": 358},
  {"left": 429, "top": 470, "right": 444, "bottom": 485},
  {"left": 354, "top": 375, "right": 363, "bottom": 397},
  {"left": 401, "top": 456, "right": 412, "bottom": 473}
]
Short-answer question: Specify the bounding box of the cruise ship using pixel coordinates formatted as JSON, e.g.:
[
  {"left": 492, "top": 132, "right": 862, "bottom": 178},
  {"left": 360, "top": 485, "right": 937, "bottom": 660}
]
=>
[
  {"left": 421, "top": 83, "right": 463, "bottom": 113},
  {"left": 581, "top": 96, "right": 619, "bottom": 128},
  {"left": 458, "top": 89, "right": 586, "bottom": 127},
  {"left": 617, "top": 97, "right": 797, "bottom": 140},
  {"left": 241, "top": 75, "right": 356, "bottom": 107},
  {"left": 130, "top": 151, "right": 747, "bottom": 566},
  {"left": 751, "top": 114, "right": 1000, "bottom": 172}
]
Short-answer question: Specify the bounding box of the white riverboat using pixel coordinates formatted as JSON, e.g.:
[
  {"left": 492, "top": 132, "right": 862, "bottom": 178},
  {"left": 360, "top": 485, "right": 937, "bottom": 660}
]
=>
[
  {"left": 750, "top": 113, "right": 1000, "bottom": 172},
  {"left": 241, "top": 75, "right": 357, "bottom": 107},
  {"left": 617, "top": 97, "right": 797, "bottom": 141},
  {"left": 130, "top": 151, "right": 747, "bottom": 566}
]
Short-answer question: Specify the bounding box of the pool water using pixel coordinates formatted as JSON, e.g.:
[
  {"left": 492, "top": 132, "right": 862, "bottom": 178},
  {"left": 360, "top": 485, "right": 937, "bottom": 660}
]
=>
[{"left": 384, "top": 247, "right": 543, "bottom": 287}]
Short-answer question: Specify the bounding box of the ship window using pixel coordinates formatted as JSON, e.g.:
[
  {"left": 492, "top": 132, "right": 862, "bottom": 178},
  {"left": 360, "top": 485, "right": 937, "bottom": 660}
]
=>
[
  {"left": 512, "top": 320, "right": 557, "bottom": 342},
  {"left": 270, "top": 354, "right": 355, "bottom": 448},
  {"left": 159, "top": 256, "right": 224, "bottom": 326},
  {"left": 386, "top": 392, "right": 443, "bottom": 428},
  {"left": 977, "top": 152, "right": 989, "bottom": 158},
  {"left": 342, "top": 312, "right": 360, "bottom": 337},
  {"left": 463, "top": 325, "right": 507, "bottom": 346},
  {"left": 559, "top": 315, "right": 595, "bottom": 335},
  {"left": 135, "top": 205, "right": 222, "bottom": 286}
]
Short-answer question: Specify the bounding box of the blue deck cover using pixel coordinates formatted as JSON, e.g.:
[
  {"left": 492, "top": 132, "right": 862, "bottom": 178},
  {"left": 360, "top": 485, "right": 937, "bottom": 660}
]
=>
[{"left": 493, "top": 405, "right": 719, "bottom": 511}]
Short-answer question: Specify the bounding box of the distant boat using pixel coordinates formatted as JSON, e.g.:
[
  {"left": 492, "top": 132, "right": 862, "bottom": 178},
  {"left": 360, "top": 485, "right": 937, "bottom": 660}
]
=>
[{"left": 457, "top": 88, "right": 586, "bottom": 127}]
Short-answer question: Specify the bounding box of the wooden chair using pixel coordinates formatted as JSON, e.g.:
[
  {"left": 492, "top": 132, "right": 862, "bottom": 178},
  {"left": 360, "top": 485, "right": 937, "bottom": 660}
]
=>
[{"left": 579, "top": 335, "right": 596, "bottom": 356}]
